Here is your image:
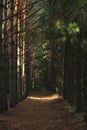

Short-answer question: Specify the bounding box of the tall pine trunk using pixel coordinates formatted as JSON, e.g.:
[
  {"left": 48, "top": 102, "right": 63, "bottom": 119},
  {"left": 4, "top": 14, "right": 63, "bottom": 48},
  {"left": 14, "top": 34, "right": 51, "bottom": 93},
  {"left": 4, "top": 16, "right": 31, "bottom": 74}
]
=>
[
  {"left": 75, "top": 35, "right": 82, "bottom": 112},
  {"left": 0, "top": 0, "right": 8, "bottom": 111}
]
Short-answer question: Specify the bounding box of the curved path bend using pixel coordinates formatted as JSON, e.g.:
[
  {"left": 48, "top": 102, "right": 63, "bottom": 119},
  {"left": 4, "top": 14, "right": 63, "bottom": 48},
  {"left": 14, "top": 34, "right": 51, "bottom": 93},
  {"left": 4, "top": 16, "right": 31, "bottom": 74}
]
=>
[{"left": 0, "top": 93, "right": 87, "bottom": 130}]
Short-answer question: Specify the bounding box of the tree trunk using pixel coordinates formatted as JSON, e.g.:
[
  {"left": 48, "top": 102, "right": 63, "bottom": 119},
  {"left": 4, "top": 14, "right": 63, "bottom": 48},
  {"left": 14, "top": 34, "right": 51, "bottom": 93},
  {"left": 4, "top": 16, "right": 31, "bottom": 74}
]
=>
[
  {"left": 83, "top": 52, "right": 87, "bottom": 121},
  {"left": 49, "top": 39, "right": 57, "bottom": 92},
  {"left": 75, "top": 36, "right": 82, "bottom": 112}
]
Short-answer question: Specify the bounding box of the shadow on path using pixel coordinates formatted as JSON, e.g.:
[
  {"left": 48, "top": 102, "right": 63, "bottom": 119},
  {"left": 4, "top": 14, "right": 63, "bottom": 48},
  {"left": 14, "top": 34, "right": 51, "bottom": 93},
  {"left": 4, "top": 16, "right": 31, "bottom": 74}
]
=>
[{"left": 0, "top": 93, "right": 87, "bottom": 130}]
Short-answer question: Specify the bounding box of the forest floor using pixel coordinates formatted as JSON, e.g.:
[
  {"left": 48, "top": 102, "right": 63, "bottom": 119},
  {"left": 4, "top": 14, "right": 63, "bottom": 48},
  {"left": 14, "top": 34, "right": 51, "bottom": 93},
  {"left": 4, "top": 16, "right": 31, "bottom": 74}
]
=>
[{"left": 0, "top": 92, "right": 87, "bottom": 130}]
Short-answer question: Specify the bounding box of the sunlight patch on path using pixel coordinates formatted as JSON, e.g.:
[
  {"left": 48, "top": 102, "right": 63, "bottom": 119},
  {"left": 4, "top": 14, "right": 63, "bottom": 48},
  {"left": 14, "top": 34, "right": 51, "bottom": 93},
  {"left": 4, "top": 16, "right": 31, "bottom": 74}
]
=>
[{"left": 28, "top": 94, "right": 61, "bottom": 102}]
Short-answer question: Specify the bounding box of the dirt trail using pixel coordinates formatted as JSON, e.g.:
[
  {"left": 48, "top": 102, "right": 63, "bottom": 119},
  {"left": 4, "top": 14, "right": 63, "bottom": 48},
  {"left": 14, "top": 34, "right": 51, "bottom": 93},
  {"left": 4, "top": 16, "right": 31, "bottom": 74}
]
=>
[{"left": 0, "top": 93, "right": 87, "bottom": 130}]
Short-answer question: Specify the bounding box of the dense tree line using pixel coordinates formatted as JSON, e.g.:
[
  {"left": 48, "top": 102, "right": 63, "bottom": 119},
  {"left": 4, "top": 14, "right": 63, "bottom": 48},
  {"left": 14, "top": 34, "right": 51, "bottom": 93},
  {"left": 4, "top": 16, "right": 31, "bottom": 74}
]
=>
[
  {"left": 0, "top": 0, "right": 48, "bottom": 111},
  {"left": 42, "top": 0, "right": 87, "bottom": 121},
  {"left": 0, "top": 0, "right": 30, "bottom": 111},
  {"left": 28, "top": 0, "right": 87, "bottom": 122}
]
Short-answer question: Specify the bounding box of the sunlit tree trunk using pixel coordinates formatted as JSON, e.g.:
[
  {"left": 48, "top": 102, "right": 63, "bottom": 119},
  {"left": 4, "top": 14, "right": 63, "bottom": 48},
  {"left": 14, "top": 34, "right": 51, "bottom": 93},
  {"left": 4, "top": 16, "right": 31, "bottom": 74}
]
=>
[
  {"left": 17, "top": 1, "right": 22, "bottom": 100},
  {"left": 21, "top": 0, "right": 27, "bottom": 98},
  {"left": 8, "top": 0, "right": 17, "bottom": 107}
]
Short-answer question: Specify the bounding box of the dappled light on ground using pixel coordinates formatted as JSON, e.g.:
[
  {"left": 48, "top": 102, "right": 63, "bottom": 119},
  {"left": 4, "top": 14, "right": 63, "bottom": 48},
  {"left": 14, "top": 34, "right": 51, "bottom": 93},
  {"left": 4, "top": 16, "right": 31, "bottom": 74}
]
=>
[{"left": 28, "top": 94, "right": 61, "bottom": 102}]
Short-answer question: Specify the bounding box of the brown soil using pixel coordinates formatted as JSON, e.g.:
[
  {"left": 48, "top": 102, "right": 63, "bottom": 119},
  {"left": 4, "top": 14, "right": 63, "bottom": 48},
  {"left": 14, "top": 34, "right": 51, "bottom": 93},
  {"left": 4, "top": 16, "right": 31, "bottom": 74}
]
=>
[{"left": 0, "top": 93, "right": 87, "bottom": 130}]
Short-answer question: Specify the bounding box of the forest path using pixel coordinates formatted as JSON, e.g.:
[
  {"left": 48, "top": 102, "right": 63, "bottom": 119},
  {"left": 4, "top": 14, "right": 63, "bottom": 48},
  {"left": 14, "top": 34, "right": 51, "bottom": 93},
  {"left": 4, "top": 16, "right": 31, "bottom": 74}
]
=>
[{"left": 0, "top": 93, "right": 87, "bottom": 130}]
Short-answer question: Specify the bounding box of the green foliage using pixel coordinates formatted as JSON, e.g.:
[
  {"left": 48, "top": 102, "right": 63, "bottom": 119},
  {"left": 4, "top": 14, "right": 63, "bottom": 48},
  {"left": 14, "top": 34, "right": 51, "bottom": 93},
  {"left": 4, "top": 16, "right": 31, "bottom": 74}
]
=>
[
  {"left": 65, "top": 104, "right": 76, "bottom": 112},
  {"left": 55, "top": 20, "right": 64, "bottom": 30},
  {"left": 67, "top": 23, "right": 80, "bottom": 35},
  {"left": 27, "top": 0, "right": 87, "bottom": 95}
]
